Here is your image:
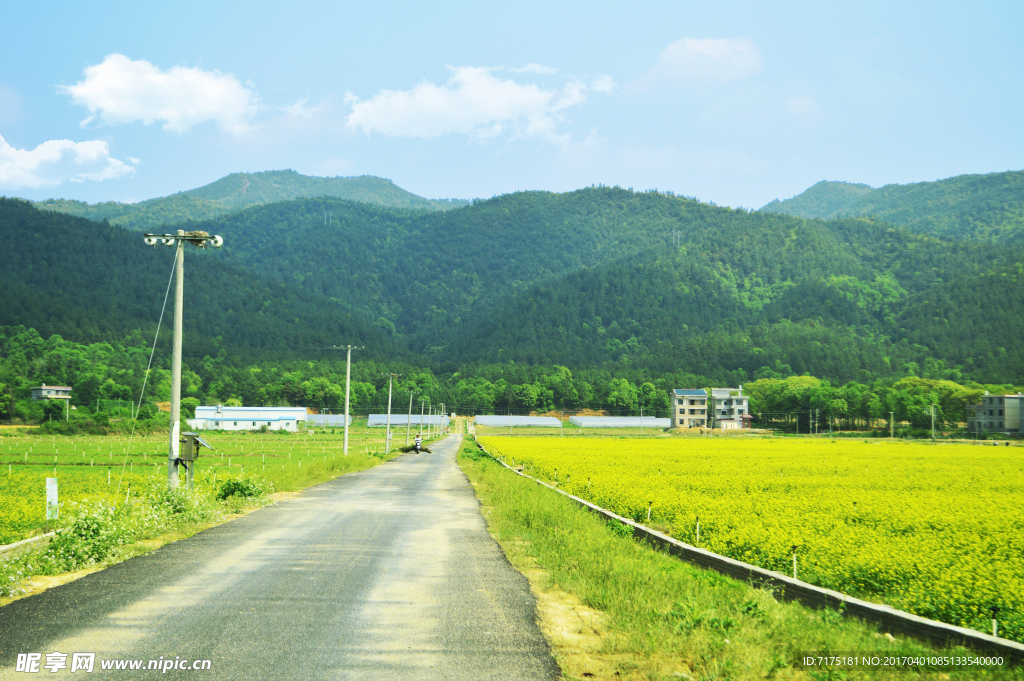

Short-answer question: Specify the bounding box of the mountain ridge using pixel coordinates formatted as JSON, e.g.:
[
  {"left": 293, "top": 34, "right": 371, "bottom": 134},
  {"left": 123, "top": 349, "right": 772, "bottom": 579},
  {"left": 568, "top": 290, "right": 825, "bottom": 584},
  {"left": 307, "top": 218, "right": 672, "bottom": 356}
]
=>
[
  {"left": 760, "top": 169, "right": 1024, "bottom": 241},
  {"left": 5, "top": 179, "right": 1024, "bottom": 384},
  {"left": 31, "top": 170, "right": 470, "bottom": 232}
]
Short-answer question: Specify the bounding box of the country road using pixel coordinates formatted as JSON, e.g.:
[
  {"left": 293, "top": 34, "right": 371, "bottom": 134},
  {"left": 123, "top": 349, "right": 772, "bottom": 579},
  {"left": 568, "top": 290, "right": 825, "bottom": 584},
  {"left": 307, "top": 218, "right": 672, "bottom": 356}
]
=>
[{"left": 0, "top": 435, "right": 561, "bottom": 680}]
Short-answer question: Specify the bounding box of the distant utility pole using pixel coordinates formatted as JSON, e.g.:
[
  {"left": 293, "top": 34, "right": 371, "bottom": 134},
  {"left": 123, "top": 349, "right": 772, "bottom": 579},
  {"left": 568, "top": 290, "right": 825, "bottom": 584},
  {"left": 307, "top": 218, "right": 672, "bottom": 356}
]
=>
[
  {"left": 332, "top": 345, "right": 363, "bottom": 456},
  {"left": 419, "top": 399, "right": 426, "bottom": 437},
  {"left": 931, "top": 404, "right": 936, "bottom": 440},
  {"left": 143, "top": 229, "right": 223, "bottom": 489},
  {"left": 890, "top": 411, "right": 895, "bottom": 439},
  {"left": 384, "top": 373, "right": 401, "bottom": 452},
  {"left": 406, "top": 391, "right": 416, "bottom": 445}
]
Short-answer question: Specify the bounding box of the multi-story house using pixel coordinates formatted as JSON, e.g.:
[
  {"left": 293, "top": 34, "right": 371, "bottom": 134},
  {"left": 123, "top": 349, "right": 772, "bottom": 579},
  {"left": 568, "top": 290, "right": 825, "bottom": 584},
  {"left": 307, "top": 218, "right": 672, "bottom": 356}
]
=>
[
  {"left": 966, "top": 392, "right": 1023, "bottom": 434},
  {"left": 709, "top": 387, "right": 752, "bottom": 429},
  {"left": 670, "top": 389, "right": 708, "bottom": 428},
  {"left": 30, "top": 384, "right": 72, "bottom": 402}
]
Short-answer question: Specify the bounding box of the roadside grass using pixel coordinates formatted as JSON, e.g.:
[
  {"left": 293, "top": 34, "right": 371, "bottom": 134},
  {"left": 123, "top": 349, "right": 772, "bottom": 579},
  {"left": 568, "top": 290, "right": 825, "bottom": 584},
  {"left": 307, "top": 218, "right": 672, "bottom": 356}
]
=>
[
  {"left": 457, "top": 443, "right": 1020, "bottom": 681},
  {"left": 0, "top": 425, "right": 446, "bottom": 602}
]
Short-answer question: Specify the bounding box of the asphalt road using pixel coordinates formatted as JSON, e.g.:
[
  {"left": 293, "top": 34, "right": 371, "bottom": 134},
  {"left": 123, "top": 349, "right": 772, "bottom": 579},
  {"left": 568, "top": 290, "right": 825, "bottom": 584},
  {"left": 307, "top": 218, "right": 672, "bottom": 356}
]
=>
[{"left": 0, "top": 435, "right": 561, "bottom": 680}]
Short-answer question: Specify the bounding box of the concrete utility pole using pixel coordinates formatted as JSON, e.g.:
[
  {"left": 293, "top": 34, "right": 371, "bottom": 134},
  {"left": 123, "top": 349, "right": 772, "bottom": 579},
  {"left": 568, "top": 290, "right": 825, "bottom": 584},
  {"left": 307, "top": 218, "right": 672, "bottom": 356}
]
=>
[
  {"left": 385, "top": 372, "right": 399, "bottom": 450},
  {"left": 143, "top": 229, "right": 223, "bottom": 489},
  {"left": 419, "top": 399, "right": 426, "bottom": 436},
  {"left": 333, "top": 345, "right": 363, "bottom": 456},
  {"left": 931, "top": 404, "right": 936, "bottom": 440},
  {"left": 406, "top": 391, "right": 416, "bottom": 445},
  {"left": 890, "top": 411, "right": 895, "bottom": 439},
  {"left": 384, "top": 373, "right": 401, "bottom": 452}
]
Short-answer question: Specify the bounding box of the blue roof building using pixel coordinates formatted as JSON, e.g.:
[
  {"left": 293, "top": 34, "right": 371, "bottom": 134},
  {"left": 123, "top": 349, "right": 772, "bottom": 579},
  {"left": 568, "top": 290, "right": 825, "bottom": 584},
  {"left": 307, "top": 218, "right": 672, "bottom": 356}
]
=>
[{"left": 670, "top": 389, "right": 708, "bottom": 429}]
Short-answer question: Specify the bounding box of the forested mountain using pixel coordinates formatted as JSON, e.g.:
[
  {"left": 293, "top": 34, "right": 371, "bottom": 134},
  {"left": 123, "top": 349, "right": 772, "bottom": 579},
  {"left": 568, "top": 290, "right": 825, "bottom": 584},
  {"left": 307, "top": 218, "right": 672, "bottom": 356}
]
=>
[
  {"left": 32, "top": 170, "right": 469, "bottom": 231},
  {"left": 0, "top": 198, "right": 403, "bottom": 362},
  {"left": 760, "top": 169, "right": 1024, "bottom": 241},
  {"left": 4, "top": 184, "right": 1024, "bottom": 385},
  {"left": 446, "top": 209, "right": 1023, "bottom": 383}
]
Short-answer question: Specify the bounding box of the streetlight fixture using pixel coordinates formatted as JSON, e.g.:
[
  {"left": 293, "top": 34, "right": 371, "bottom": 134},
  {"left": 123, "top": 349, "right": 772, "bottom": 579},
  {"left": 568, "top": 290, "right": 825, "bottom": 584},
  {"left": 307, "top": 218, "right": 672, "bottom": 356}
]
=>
[{"left": 143, "top": 230, "right": 223, "bottom": 489}]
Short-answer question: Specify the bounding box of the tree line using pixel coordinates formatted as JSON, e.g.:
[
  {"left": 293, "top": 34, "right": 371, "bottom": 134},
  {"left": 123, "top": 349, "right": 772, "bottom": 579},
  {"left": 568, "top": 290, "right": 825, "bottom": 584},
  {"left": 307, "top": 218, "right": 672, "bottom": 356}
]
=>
[{"left": 3, "top": 326, "right": 1018, "bottom": 433}]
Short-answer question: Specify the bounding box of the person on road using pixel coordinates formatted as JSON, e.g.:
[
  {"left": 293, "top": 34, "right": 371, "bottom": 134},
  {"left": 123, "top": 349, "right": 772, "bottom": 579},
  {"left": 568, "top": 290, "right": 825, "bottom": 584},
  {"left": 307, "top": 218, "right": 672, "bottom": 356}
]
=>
[{"left": 414, "top": 434, "right": 423, "bottom": 453}]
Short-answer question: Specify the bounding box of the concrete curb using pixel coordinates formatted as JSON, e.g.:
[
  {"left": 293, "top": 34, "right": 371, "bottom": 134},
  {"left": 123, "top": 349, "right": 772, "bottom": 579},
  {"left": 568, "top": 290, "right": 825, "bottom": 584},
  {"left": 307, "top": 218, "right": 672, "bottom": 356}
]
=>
[
  {"left": 0, "top": 533, "right": 55, "bottom": 558},
  {"left": 472, "top": 438, "right": 1024, "bottom": 662}
]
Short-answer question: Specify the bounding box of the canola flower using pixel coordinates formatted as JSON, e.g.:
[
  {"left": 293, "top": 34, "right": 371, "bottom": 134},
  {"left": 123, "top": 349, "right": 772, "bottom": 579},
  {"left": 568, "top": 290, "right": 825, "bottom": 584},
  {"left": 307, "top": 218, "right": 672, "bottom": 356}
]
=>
[{"left": 478, "top": 436, "right": 1024, "bottom": 643}]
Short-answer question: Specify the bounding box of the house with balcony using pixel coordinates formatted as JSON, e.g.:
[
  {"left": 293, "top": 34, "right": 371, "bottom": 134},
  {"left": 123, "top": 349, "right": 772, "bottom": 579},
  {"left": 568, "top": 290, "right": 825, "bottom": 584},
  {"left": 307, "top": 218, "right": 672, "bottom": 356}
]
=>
[
  {"left": 670, "top": 389, "right": 708, "bottom": 428},
  {"left": 709, "top": 387, "right": 752, "bottom": 429},
  {"left": 31, "top": 384, "right": 72, "bottom": 402},
  {"left": 966, "top": 392, "right": 1023, "bottom": 434}
]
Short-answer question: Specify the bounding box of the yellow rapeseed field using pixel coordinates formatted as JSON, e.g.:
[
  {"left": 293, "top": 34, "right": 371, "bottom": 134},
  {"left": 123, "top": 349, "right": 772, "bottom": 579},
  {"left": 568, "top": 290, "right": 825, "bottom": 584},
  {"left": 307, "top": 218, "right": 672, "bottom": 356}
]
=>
[{"left": 478, "top": 436, "right": 1024, "bottom": 643}]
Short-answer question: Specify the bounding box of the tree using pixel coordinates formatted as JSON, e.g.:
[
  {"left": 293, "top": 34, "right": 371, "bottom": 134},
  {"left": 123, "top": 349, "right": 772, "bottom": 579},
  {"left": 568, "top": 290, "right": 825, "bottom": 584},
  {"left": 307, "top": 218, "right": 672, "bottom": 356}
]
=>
[
  {"left": 42, "top": 399, "right": 65, "bottom": 421},
  {"left": 605, "top": 378, "right": 639, "bottom": 414}
]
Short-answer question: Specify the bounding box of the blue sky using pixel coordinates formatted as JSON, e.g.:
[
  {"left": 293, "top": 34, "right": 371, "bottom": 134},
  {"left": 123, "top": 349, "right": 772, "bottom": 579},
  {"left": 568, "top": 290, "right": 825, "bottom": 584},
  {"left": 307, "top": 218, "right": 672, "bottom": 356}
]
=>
[{"left": 1, "top": 0, "right": 1020, "bottom": 207}]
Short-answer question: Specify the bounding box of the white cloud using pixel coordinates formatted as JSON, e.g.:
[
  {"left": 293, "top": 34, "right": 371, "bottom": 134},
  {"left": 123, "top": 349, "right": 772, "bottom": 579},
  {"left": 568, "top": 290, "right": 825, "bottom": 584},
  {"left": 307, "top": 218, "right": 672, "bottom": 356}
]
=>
[
  {"left": 509, "top": 63, "right": 558, "bottom": 75},
  {"left": 283, "top": 97, "right": 319, "bottom": 118},
  {"left": 61, "top": 54, "right": 258, "bottom": 135},
  {"left": 346, "top": 67, "right": 613, "bottom": 143},
  {"left": 0, "top": 133, "right": 135, "bottom": 189},
  {"left": 591, "top": 75, "right": 616, "bottom": 94},
  {"left": 653, "top": 37, "right": 763, "bottom": 83}
]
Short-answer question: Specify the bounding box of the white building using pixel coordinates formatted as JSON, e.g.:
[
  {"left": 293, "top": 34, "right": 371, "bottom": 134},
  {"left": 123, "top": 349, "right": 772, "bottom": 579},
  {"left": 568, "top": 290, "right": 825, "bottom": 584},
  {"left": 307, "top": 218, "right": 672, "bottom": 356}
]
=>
[
  {"left": 709, "top": 387, "right": 752, "bottom": 429},
  {"left": 188, "top": 406, "right": 306, "bottom": 432},
  {"left": 966, "top": 392, "right": 1023, "bottom": 434},
  {"left": 31, "top": 384, "right": 72, "bottom": 401}
]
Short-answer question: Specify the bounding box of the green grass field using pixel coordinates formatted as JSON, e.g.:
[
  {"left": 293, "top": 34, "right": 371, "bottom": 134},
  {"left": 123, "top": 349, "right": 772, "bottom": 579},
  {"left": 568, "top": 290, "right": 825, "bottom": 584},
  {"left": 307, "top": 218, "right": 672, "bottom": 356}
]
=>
[{"left": 0, "top": 420, "right": 444, "bottom": 545}]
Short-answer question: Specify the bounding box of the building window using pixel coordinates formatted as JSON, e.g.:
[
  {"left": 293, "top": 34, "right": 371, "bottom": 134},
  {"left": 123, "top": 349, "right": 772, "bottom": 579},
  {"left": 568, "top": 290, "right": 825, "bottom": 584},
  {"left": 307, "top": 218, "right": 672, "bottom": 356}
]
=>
[
  {"left": 999, "top": 410, "right": 1003, "bottom": 416},
  {"left": 253, "top": 422, "right": 256, "bottom": 426},
  {"left": 1000, "top": 422, "right": 1004, "bottom": 429}
]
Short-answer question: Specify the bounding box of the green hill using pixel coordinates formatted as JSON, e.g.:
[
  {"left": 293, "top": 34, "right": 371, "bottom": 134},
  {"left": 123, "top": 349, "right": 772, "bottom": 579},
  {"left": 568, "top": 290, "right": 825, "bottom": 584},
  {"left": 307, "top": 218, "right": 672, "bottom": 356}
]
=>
[
  {"left": 182, "top": 170, "right": 467, "bottom": 211},
  {"left": 174, "top": 187, "right": 1023, "bottom": 383},
  {"left": 759, "top": 181, "right": 872, "bottom": 220},
  {"left": 32, "top": 170, "right": 469, "bottom": 231},
  {"left": 0, "top": 198, "right": 403, "bottom": 361},
  {"left": 761, "top": 170, "right": 1024, "bottom": 242},
  {"left": 6, "top": 185, "right": 1024, "bottom": 385}
]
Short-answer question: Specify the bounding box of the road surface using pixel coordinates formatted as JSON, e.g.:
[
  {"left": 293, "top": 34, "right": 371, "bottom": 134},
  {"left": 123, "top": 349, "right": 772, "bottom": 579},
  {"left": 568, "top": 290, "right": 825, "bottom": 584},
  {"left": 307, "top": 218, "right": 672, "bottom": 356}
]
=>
[{"left": 0, "top": 434, "right": 560, "bottom": 680}]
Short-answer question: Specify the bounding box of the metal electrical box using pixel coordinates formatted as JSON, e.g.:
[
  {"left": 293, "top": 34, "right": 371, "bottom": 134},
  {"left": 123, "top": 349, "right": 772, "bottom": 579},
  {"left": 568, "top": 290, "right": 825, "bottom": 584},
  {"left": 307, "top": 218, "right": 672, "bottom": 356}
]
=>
[{"left": 180, "top": 432, "right": 213, "bottom": 461}]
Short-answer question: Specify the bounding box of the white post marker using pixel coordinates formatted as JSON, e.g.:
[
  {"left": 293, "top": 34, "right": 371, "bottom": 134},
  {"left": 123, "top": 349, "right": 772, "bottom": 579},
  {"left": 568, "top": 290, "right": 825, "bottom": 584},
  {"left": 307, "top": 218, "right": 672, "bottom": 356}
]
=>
[{"left": 45, "top": 478, "right": 58, "bottom": 525}]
